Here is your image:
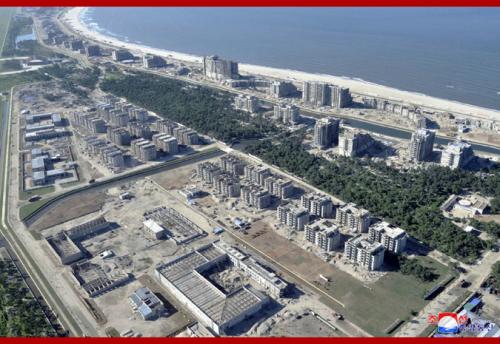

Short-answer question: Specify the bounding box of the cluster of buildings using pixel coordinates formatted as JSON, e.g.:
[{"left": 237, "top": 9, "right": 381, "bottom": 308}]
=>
[
  {"left": 30, "top": 148, "right": 73, "bottom": 186},
  {"left": 155, "top": 241, "right": 287, "bottom": 335},
  {"left": 273, "top": 103, "right": 300, "bottom": 125},
  {"left": 234, "top": 94, "right": 259, "bottom": 113},
  {"left": 277, "top": 203, "right": 310, "bottom": 231},
  {"left": 197, "top": 156, "right": 299, "bottom": 208},
  {"left": 343, "top": 221, "right": 408, "bottom": 271},
  {"left": 73, "top": 112, "right": 107, "bottom": 134},
  {"left": 362, "top": 95, "right": 500, "bottom": 136},
  {"left": 243, "top": 164, "right": 296, "bottom": 200},
  {"left": 152, "top": 132, "right": 179, "bottom": 155},
  {"left": 83, "top": 136, "right": 125, "bottom": 172},
  {"left": 198, "top": 162, "right": 241, "bottom": 198},
  {"left": 408, "top": 128, "right": 475, "bottom": 169},
  {"left": 23, "top": 111, "right": 69, "bottom": 142},
  {"left": 155, "top": 119, "right": 200, "bottom": 145},
  {"left": 301, "top": 193, "right": 334, "bottom": 218},
  {"left": 75, "top": 96, "right": 201, "bottom": 168},
  {"left": 131, "top": 138, "right": 157, "bottom": 162},
  {"left": 362, "top": 96, "right": 424, "bottom": 123},
  {"left": 335, "top": 202, "right": 371, "bottom": 233},
  {"left": 302, "top": 82, "right": 352, "bottom": 108},
  {"left": 312, "top": 118, "right": 375, "bottom": 157}
]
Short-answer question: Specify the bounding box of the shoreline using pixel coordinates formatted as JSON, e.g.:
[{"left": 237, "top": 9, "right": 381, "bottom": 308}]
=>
[{"left": 63, "top": 7, "right": 500, "bottom": 123}]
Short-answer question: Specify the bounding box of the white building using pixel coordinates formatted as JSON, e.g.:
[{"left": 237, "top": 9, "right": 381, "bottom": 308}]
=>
[
  {"left": 336, "top": 202, "right": 370, "bottom": 233},
  {"left": 305, "top": 219, "right": 341, "bottom": 252},
  {"left": 203, "top": 55, "right": 239, "bottom": 80},
  {"left": 301, "top": 193, "right": 334, "bottom": 218},
  {"left": 368, "top": 221, "right": 407, "bottom": 254},
  {"left": 440, "top": 139, "right": 474, "bottom": 169},
  {"left": 409, "top": 129, "right": 435, "bottom": 162},
  {"left": 273, "top": 103, "right": 300, "bottom": 125},
  {"left": 143, "top": 219, "right": 167, "bottom": 240},
  {"left": 313, "top": 117, "right": 340, "bottom": 149},
  {"left": 128, "top": 287, "right": 165, "bottom": 320},
  {"left": 344, "top": 235, "right": 385, "bottom": 271},
  {"left": 277, "top": 203, "right": 310, "bottom": 231}
]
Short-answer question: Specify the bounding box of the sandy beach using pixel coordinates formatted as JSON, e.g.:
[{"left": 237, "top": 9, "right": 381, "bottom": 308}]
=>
[{"left": 63, "top": 7, "right": 500, "bottom": 123}]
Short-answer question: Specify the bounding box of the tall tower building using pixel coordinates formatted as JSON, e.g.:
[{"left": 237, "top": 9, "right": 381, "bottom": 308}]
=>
[
  {"left": 313, "top": 117, "right": 340, "bottom": 149},
  {"left": 203, "top": 55, "right": 239, "bottom": 81},
  {"left": 409, "top": 129, "right": 435, "bottom": 162},
  {"left": 302, "top": 82, "right": 330, "bottom": 107},
  {"left": 329, "top": 85, "right": 352, "bottom": 108}
]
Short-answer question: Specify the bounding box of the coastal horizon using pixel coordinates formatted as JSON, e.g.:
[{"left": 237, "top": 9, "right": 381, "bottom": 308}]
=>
[{"left": 68, "top": 6, "right": 500, "bottom": 121}]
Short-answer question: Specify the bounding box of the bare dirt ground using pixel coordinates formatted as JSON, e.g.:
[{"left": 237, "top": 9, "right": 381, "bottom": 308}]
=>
[{"left": 28, "top": 190, "right": 106, "bottom": 232}]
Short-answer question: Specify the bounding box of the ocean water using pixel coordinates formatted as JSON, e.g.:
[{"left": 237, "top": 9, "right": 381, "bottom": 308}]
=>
[{"left": 83, "top": 7, "right": 500, "bottom": 110}]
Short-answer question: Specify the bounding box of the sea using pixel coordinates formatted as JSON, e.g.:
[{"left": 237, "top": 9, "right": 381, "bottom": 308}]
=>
[{"left": 82, "top": 7, "right": 500, "bottom": 111}]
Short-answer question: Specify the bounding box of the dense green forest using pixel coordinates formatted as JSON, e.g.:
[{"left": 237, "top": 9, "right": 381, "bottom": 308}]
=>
[
  {"left": 469, "top": 219, "right": 500, "bottom": 239},
  {"left": 245, "top": 132, "right": 499, "bottom": 262},
  {"left": 42, "top": 63, "right": 101, "bottom": 97},
  {"left": 0, "top": 258, "right": 56, "bottom": 336},
  {"left": 491, "top": 262, "right": 500, "bottom": 290},
  {"left": 398, "top": 257, "right": 439, "bottom": 282},
  {"left": 100, "top": 72, "right": 279, "bottom": 142}
]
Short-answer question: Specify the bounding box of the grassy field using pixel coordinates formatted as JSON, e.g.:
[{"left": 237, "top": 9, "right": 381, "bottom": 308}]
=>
[
  {"left": 19, "top": 185, "right": 55, "bottom": 201},
  {"left": 19, "top": 196, "right": 55, "bottom": 221},
  {"left": 319, "top": 255, "right": 453, "bottom": 336},
  {"left": 0, "top": 8, "right": 15, "bottom": 54},
  {"left": 246, "top": 222, "right": 454, "bottom": 337}
]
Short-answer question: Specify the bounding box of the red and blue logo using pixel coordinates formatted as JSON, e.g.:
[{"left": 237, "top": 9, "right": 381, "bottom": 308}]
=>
[{"left": 428, "top": 312, "right": 468, "bottom": 335}]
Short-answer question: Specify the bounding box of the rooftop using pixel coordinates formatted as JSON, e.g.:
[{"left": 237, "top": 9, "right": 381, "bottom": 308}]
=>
[
  {"left": 156, "top": 244, "right": 267, "bottom": 327},
  {"left": 370, "top": 221, "right": 406, "bottom": 239}
]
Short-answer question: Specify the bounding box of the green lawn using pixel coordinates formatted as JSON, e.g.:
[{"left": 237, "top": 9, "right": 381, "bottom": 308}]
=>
[
  {"left": 19, "top": 185, "right": 55, "bottom": 201},
  {"left": 19, "top": 196, "right": 54, "bottom": 221},
  {"left": 0, "top": 8, "right": 15, "bottom": 54},
  {"left": 319, "top": 255, "right": 453, "bottom": 337}
]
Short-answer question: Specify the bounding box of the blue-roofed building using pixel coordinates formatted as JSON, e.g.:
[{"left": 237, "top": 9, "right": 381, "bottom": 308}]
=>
[
  {"left": 128, "top": 287, "right": 165, "bottom": 320},
  {"left": 464, "top": 297, "right": 481, "bottom": 312}
]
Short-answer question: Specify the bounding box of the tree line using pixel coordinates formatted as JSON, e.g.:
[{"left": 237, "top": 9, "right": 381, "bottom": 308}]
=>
[{"left": 100, "top": 71, "right": 279, "bottom": 143}]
